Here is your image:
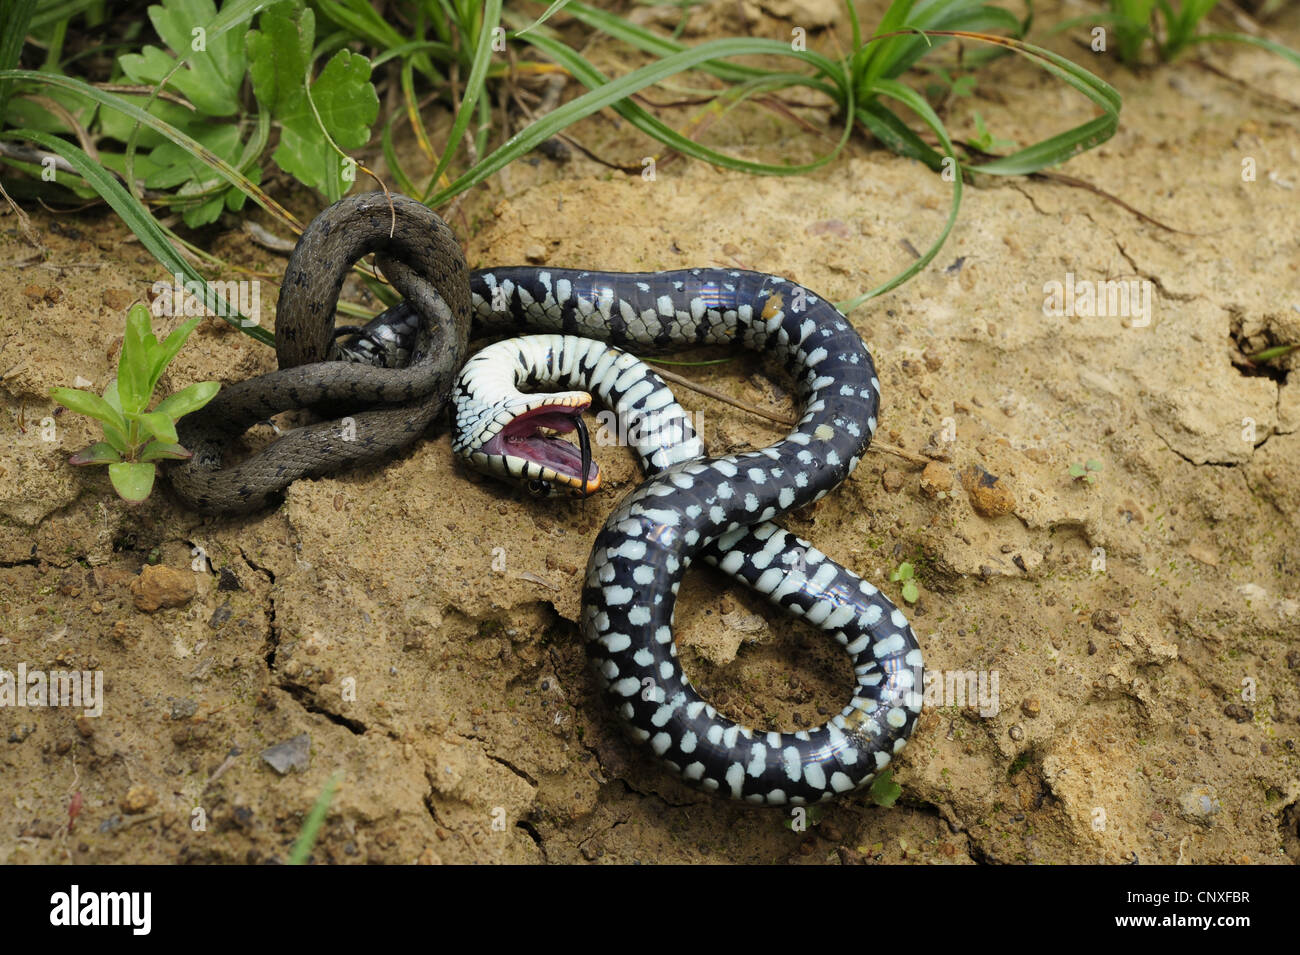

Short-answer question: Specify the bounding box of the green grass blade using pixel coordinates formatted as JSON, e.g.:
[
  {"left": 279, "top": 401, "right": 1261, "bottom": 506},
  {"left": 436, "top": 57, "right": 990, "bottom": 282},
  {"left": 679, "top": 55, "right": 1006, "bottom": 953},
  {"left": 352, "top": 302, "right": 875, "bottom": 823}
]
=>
[
  {"left": 424, "top": 0, "right": 501, "bottom": 198},
  {"left": 0, "top": 0, "right": 37, "bottom": 116},
  {"left": 838, "top": 76, "right": 962, "bottom": 312},
  {"left": 1190, "top": 32, "right": 1300, "bottom": 69},
  {"left": 0, "top": 126, "right": 274, "bottom": 345},
  {"left": 288, "top": 771, "right": 342, "bottom": 865}
]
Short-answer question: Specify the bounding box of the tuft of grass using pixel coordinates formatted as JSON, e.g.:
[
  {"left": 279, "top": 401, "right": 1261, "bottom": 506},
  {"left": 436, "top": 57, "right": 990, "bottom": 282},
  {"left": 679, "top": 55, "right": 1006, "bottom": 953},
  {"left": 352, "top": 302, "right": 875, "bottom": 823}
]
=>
[
  {"left": 287, "top": 771, "right": 343, "bottom": 865},
  {"left": 0, "top": 0, "right": 1121, "bottom": 340}
]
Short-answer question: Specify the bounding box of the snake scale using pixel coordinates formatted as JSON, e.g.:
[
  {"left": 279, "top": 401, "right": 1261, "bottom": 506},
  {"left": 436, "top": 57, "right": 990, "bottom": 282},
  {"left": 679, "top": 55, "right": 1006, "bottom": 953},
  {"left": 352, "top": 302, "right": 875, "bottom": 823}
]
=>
[{"left": 172, "top": 193, "right": 923, "bottom": 804}]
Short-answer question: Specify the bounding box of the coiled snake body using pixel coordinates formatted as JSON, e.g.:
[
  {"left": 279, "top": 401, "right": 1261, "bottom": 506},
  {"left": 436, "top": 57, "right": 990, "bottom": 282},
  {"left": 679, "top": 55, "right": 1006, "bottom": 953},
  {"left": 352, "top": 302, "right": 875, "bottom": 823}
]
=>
[
  {"left": 170, "top": 193, "right": 922, "bottom": 804},
  {"left": 453, "top": 269, "right": 924, "bottom": 805}
]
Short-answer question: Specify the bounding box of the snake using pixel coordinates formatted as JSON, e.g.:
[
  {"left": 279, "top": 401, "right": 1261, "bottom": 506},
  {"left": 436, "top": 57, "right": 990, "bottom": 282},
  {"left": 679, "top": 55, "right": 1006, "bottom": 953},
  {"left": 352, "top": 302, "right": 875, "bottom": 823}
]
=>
[
  {"left": 169, "top": 192, "right": 471, "bottom": 515},
  {"left": 440, "top": 269, "right": 925, "bottom": 805},
  {"left": 169, "top": 189, "right": 922, "bottom": 803}
]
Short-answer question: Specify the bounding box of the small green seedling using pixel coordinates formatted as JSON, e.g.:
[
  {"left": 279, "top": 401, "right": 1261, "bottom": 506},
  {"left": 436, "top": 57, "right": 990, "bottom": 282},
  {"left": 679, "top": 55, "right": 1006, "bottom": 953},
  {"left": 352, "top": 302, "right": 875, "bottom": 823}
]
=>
[
  {"left": 49, "top": 303, "right": 218, "bottom": 503},
  {"left": 890, "top": 562, "right": 920, "bottom": 603},
  {"left": 1069, "top": 459, "right": 1103, "bottom": 485},
  {"left": 968, "top": 111, "right": 1015, "bottom": 153},
  {"left": 870, "top": 770, "right": 902, "bottom": 807}
]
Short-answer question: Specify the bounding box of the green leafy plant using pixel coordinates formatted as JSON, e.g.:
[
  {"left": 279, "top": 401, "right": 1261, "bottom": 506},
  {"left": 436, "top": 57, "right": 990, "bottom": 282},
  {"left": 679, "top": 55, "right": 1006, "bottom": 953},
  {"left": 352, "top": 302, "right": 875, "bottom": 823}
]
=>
[
  {"left": 1058, "top": 0, "right": 1300, "bottom": 67},
  {"left": 1, "top": 0, "right": 1122, "bottom": 347},
  {"left": 1068, "top": 459, "right": 1103, "bottom": 485},
  {"left": 870, "top": 769, "right": 903, "bottom": 807},
  {"left": 49, "top": 304, "right": 218, "bottom": 502},
  {"left": 891, "top": 562, "right": 920, "bottom": 603}
]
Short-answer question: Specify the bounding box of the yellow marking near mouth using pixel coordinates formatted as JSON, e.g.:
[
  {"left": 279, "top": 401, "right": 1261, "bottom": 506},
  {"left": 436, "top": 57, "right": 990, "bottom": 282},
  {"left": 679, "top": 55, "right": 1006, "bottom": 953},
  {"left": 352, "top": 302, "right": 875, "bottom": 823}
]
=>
[{"left": 761, "top": 293, "right": 784, "bottom": 321}]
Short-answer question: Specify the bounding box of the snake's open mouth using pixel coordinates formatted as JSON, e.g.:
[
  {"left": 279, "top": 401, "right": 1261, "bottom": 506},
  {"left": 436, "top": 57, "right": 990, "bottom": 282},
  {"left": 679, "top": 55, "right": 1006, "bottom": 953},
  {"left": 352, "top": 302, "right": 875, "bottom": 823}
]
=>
[{"left": 482, "top": 398, "right": 600, "bottom": 494}]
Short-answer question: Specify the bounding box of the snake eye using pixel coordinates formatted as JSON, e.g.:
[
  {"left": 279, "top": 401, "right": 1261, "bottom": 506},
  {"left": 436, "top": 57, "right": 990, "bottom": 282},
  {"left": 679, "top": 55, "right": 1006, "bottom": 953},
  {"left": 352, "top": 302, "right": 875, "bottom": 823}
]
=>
[{"left": 527, "top": 479, "right": 552, "bottom": 496}]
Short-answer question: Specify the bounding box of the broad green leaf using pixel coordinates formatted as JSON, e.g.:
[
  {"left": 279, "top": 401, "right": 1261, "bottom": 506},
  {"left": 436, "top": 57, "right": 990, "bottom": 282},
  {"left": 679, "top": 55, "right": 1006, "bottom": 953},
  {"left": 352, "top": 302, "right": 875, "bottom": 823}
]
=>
[
  {"left": 69, "top": 442, "right": 124, "bottom": 466},
  {"left": 49, "top": 387, "right": 128, "bottom": 434},
  {"left": 132, "top": 410, "right": 179, "bottom": 444},
  {"left": 870, "top": 770, "right": 902, "bottom": 807},
  {"left": 109, "top": 462, "right": 157, "bottom": 502},
  {"left": 247, "top": 3, "right": 378, "bottom": 197},
  {"left": 140, "top": 440, "right": 194, "bottom": 462},
  {"left": 246, "top": 2, "right": 315, "bottom": 117},
  {"left": 118, "top": 304, "right": 154, "bottom": 414},
  {"left": 149, "top": 316, "right": 205, "bottom": 396},
  {"left": 118, "top": 0, "right": 245, "bottom": 116},
  {"left": 154, "top": 380, "right": 220, "bottom": 421}
]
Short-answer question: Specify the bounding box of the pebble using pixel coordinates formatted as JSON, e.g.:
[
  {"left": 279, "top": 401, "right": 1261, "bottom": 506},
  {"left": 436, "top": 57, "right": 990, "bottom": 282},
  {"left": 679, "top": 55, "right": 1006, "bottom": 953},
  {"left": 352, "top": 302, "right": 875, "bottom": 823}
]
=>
[
  {"left": 1176, "top": 787, "right": 1221, "bottom": 827},
  {"left": 882, "top": 470, "right": 905, "bottom": 493},
  {"left": 261, "top": 733, "right": 311, "bottom": 774},
  {"left": 1090, "top": 609, "right": 1122, "bottom": 635},
  {"left": 1223, "top": 703, "right": 1253, "bottom": 723},
  {"left": 918, "top": 461, "right": 951, "bottom": 497},
  {"left": 960, "top": 465, "right": 1015, "bottom": 517},
  {"left": 120, "top": 784, "right": 158, "bottom": 814},
  {"left": 1008, "top": 724, "right": 1024, "bottom": 741},
  {"left": 1021, "top": 699, "right": 1041, "bottom": 718},
  {"left": 129, "top": 565, "right": 196, "bottom": 612}
]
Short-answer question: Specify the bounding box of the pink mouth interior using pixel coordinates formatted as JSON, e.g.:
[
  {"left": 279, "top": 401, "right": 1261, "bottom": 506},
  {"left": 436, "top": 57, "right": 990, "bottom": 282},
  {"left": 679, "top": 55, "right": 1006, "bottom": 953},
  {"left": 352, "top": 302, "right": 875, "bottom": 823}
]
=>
[{"left": 481, "top": 402, "right": 598, "bottom": 485}]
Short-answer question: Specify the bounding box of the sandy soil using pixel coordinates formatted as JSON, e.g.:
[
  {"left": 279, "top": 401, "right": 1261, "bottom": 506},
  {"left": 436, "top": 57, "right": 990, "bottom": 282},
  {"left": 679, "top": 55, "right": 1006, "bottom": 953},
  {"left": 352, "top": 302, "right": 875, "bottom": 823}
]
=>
[{"left": 1, "top": 1, "right": 1297, "bottom": 864}]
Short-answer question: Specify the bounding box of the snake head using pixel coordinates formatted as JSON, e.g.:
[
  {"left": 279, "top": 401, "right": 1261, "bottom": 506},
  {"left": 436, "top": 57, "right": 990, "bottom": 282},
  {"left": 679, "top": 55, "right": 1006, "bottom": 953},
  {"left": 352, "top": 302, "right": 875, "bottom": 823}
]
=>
[{"left": 460, "top": 391, "right": 601, "bottom": 497}]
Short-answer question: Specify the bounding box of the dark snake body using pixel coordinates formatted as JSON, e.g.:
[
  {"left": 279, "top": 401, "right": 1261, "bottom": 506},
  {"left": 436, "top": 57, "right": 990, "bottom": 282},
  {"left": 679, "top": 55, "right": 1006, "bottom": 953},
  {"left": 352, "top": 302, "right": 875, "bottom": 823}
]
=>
[{"left": 169, "top": 193, "right": 470, "bottom": 514}]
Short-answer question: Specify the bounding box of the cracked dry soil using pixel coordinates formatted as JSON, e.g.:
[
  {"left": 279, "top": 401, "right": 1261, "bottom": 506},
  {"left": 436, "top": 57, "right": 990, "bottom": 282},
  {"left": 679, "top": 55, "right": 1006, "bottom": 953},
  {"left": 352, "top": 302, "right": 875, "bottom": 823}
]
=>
[{"left": 1, "top": 4, "right": 1299, "bottom": 864}]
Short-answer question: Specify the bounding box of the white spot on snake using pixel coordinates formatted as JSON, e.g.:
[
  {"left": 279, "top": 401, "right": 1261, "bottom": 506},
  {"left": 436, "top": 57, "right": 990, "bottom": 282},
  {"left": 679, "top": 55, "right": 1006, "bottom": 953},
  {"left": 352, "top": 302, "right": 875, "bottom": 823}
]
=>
[
  {"left": 782, "top": 747, "right": 802, "bottom": 782},
  {"left": 604, "top": 585, "right": 634, "bottom": 606},
  {"left": 873, "top": 633, "right": 905, "bottom": 658},
  {"left": 651, "top": 732, "right": 671, "bottom": 755},
  {"left": 725, "top": 762, "right": 745, "bottom": 798}
]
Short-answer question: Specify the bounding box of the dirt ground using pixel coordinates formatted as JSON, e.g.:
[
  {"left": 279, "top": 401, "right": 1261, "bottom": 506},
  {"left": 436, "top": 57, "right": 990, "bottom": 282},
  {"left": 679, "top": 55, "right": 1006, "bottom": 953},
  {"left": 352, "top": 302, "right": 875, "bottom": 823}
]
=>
[{"left": 1, "top": 1, "right": 1298, "bottom": 864}]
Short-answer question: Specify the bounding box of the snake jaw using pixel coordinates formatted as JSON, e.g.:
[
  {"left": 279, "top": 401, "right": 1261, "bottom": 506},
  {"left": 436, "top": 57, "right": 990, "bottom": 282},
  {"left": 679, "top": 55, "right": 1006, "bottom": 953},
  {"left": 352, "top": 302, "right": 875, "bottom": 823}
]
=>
[{"left": 479, "top": 393, "right": 601, "bottom": 495}]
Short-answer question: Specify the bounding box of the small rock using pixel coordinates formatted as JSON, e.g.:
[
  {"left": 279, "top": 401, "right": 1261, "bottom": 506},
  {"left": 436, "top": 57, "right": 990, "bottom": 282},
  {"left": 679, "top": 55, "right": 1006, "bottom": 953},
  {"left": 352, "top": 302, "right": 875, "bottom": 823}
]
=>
[
  {"left": 960, "top": 465, "right": 1014, "bottom": 517},
  {"left": 1286, "top": 651, "right": 1299, "bottom": 669},
  {"left": 129, "top": 565, "right": 196, "bottom": 612},
  {"left": 1091, "top": 609, "right": 1122, "bottom": 635},
  {"left": 75, "top": 716, "right": 95, "bottom": 738},
  {"left": 919, "top": 461, "right": 952, "bottom": 497},
  {"left": 261, "top": 733, "right": 311, "bottom": 775},
  {"left": 1176, "top": 787, "right": 1221, "bottom": 827},
  {"left": 208, "top": 601, "right": 233, "bottom": 630},
  {"left": 101, "top": 289, "right": 135, "bottom": 311},
  {"left": 524, "top": 243, "right": 547, "bottom": 263},
  {"left": 1008, "top": 724, "right": 1024, "bottom": 741},
  {"left": 120, "top": 784, "right": 157, "bottom": 814},
  {"left": 169, "top": 697, "right": 198, "bottom": 720},
  {"left": 1223, "top": 703, "right": 1253, "bottom": 723},
  {"left": 882, "top": 469, "right": 905, "bottom": 493},
  {"left": 1021, "top": 699, "right": 1041, "bottom": 718},
  {"left": 217, "top": 567, "right": 242, "bottom": 592}
]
